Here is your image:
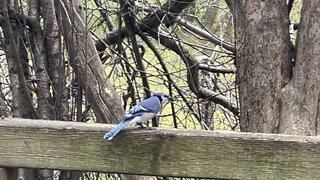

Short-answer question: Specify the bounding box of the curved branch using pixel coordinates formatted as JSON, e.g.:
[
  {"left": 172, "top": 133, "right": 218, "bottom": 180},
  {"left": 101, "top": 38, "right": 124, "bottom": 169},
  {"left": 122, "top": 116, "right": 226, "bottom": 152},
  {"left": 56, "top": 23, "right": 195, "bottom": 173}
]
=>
[
  {"left": 137, "top": 31, "right": 201, "bottom": 127},
  {"left": 95, "top": 0, "right": 195, "bottom": 51},
  {"left": 176, "top": 17, "right": 235, "bottom": 54},
  {"left": 199, "top": 64, "right": 236, "bottom": 74},
  {"left": 147, "top": 29, "right": 239, "bottom": 117}
]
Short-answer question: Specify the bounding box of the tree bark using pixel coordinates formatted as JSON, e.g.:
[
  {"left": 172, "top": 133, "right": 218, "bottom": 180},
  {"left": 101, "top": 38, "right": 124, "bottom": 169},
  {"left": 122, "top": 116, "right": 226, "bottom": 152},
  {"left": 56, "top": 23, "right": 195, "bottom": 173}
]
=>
[
  {"left": 29, "top": 0, "right": 53, "bottom": 120},
  {"left": 233, "top": 0, "right": 292, "bottom": 133},
  {"left": 27, "top": 0, "right": 54, "bottom": 179},
  {"left": 233, "top": 0, "right": 320, "bottom": 136},
  {"left": 279, "top": 1, "right": 320, "bottom": 135},
  {"left": 1, "top": 0, "right": 38, "bottom": 179},
  {"left": 41, "top": 0, "right": 69, "bottom": 121},
  {"left": 1, "top": 0, "right": 37, "bottom": 119},
  {"left": 54, "top": 0, "right": 124, "bottom": 123}
]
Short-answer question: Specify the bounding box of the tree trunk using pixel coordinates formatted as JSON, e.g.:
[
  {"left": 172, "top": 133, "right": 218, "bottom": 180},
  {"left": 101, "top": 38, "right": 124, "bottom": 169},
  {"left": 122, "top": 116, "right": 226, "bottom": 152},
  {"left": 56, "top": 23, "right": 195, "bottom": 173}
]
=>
[
  {"left": 54, "top": 0, "right": 124, "bottom": 124},
  {"left": 233, "top": 0, "right": 291, "bottom": 133},
  {"left": 1, "top": 0, "right": 37, "bottom": 179},
  {"left": 233, "top": 0, "right": 320, "bottom": 135},
  {"left": 279, "top": 0, "right": 320, "bottom": 135},
  {"left": 27, "top": 0, "right": 54, "bottom": 179},
  {"left": 41, "top": 0, "right": 69, "bottom": 121},
  {"left": 29, "top": 0, "right": 53, "bottom": 120},
  {"left": 1, "top": 0, "right": 37, "bottom": 120}
]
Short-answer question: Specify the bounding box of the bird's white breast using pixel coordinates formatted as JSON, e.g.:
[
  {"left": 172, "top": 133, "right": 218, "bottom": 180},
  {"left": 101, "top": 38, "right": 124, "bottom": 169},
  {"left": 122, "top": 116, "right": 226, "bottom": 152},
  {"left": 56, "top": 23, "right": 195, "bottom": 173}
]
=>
[{"left": 127, "top": 112, "right": 156, "bottom": 126}]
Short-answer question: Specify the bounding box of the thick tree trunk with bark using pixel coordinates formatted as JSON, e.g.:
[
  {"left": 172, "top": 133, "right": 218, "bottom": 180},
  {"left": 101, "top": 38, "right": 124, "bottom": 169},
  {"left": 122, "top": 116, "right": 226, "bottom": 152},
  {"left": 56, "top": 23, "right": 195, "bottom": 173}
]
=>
[
  {"left": 41, "top": 0, "right": 69, "bottom": 121},
  {"left": 1, "top": 0, "right": 37, "bottom": 120},
  {"left": 55, "top": 0, "right": 124, "bottom": 123},
  {"left": 29, "top": 0, "right": 53, "bottom": 121},
  {"left": 234, "top": 0, "right": 292, "bottom": 133},
  {"left": 233, "top": 0, "right": 320, "bottom": 135},
  {"left": 1, "top": 1, "right": 40, "bottom": 179},
  {"left": 280, "top": 1, "right": 320, "bottom": 135}
]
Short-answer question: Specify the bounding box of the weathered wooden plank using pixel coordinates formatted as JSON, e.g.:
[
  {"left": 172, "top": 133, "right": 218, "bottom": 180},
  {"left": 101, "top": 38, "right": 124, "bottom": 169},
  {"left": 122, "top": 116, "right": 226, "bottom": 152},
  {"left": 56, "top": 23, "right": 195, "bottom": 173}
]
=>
[{"left": 0, "top": 118, "right": 320, "bottom": 179}]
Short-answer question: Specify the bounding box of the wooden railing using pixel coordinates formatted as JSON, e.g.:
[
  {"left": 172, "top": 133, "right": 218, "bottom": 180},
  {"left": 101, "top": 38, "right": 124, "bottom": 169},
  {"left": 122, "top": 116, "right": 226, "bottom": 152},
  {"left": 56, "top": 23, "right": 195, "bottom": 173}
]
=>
[{"left": 0, "top": 118, "right": 320, "bottom": 179}]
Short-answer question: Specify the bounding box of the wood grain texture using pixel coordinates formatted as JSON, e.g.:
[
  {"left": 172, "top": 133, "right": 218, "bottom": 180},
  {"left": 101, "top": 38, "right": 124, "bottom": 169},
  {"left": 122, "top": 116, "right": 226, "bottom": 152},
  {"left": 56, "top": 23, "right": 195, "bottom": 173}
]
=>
[{"left": 1, "top": 118, "right": 320, "bottom": 179}]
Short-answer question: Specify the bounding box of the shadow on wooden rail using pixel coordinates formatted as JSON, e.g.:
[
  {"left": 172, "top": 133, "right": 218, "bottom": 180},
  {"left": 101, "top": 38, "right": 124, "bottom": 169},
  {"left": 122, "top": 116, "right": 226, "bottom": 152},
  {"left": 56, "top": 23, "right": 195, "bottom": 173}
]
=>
[{"left": 0, "top": 118, "right": 320, "bottom": 179}]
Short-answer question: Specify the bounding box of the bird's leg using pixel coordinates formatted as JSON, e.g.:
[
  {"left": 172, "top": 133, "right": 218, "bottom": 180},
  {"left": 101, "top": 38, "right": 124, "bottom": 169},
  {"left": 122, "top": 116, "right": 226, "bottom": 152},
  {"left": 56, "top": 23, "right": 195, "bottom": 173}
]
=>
[{"left": 137, "top": 123, "right": 148, "bottom": 128}]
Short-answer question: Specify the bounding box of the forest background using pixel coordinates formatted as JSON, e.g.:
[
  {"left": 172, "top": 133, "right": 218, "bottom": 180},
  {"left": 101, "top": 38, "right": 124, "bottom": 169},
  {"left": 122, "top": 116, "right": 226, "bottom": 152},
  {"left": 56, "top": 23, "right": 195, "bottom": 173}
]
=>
[{"left": 1, "top": 0, "right": 319, "bottom": 180}]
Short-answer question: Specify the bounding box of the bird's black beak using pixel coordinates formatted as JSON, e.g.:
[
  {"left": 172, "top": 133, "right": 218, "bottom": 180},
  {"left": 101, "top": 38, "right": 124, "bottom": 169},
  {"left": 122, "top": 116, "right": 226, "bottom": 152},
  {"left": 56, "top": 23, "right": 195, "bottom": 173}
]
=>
[{"left": 168, "top": 96, "right": 174, "bottom": 101}]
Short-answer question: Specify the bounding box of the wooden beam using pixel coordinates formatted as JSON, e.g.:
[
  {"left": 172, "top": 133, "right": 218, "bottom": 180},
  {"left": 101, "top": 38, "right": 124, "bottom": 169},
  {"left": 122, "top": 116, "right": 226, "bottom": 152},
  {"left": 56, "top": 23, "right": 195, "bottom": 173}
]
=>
[{"left": 0, "top": 118, "right": 320, "bottom": 179}]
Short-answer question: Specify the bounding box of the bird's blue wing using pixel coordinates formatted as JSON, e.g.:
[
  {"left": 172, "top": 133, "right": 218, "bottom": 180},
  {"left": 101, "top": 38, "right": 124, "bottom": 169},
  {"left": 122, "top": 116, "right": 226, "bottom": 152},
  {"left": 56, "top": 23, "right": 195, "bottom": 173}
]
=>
[
  {"left": 129, "top": 104, "right": 150, "bottom": 114},
  {"left": 124, "top": 104, "right": 150, "bottom": 119},
  {"left": 125, "top": 96, "right": 161, "bottom": 119},
  {"left": 137, "top": 96, "right": 161, "bottom": 113}
]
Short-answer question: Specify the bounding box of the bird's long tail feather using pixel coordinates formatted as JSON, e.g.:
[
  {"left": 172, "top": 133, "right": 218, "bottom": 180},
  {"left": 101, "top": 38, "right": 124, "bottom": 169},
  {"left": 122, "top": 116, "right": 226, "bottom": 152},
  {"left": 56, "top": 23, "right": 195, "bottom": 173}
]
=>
[{"left": 103, "top": 120, "right": 131, "bottom": 140}]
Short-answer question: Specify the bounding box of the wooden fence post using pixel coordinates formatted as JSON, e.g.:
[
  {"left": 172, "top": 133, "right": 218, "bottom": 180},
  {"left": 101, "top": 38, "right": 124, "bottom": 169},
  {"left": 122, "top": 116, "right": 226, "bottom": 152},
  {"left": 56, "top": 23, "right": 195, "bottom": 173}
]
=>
[{"left": 0, "top": 168, "right": 17, "bottom": 180}]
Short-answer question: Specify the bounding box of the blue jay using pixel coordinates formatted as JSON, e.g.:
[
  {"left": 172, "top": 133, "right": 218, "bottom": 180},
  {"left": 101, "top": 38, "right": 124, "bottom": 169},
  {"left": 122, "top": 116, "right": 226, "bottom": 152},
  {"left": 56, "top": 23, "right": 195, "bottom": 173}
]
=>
[{"left": 103, "top": 92, "right": 172, "bottom": 140}]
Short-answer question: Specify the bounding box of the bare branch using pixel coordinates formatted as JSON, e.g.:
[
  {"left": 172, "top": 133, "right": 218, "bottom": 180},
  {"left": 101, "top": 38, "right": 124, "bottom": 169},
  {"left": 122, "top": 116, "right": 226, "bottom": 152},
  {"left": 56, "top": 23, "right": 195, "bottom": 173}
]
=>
[
  {"left": 199, "top": 64, "right": 236, "bottom": 74},
  {"left": 176, "top": 17, "right": 235, "bottom": 54},
  {"left": 95, "top": 0, "right": 195, "bottom": 51},
  {"left": 0, "top": 1, "right": 39, "bottom": 118},
  {"left": 55, "top": 0, "right": 124, "bottom": 123},
  {"left": 147, "top": 29, "right": 239, "bottom": 116},
  {"left": 137, "top": 31, "right": 201, "bottom": 126},
  {"left": 120, "top": 0, "right": 151, "bottom": 99}
]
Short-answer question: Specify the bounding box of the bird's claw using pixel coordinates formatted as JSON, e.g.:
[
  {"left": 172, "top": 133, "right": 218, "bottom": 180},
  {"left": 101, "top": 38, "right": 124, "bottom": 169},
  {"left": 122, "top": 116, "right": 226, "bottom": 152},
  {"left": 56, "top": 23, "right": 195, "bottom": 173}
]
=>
[{"left": 137, "top": 123, "right": 148, "bottom": 128}]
